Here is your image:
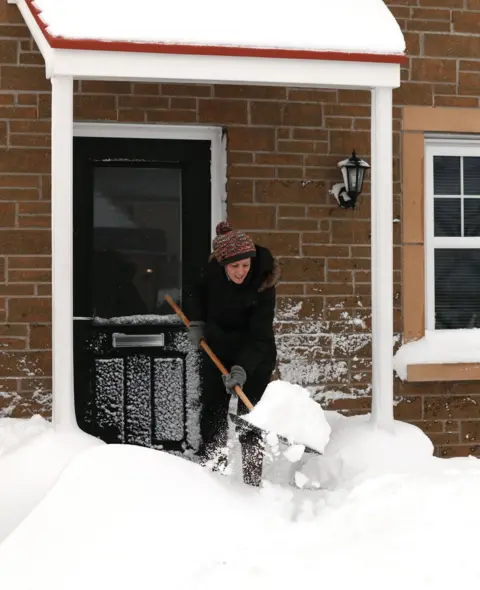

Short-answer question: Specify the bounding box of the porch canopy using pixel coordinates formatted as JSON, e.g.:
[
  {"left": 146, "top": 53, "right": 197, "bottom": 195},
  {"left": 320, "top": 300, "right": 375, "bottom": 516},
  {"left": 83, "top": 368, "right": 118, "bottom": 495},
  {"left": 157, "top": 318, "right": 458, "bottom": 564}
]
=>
[{"left": 10, "top": 0, "right": 406, "bottom": 432}]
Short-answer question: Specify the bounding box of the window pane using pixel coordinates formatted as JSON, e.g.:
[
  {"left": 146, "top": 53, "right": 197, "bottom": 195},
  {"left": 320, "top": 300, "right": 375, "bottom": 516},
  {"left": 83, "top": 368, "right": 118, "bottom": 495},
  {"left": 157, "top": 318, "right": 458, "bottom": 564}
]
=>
[
  {"left": 463, "top": 157, "right": 480, "bottom": 195},
  {"left": 434, "top": 198, "right": 461, "bottom": 237},
  {"left": 464, "top": 198, "right": 480, "bottom": 236},
  {"left": 435, "top": 249, "right": 480, "bottom": 329},
  {"left": 93, "top": 166, "right": 182, "bottom": 319},
  {"left": 433, "top": 156, "right": 461, "bottom": 195}
]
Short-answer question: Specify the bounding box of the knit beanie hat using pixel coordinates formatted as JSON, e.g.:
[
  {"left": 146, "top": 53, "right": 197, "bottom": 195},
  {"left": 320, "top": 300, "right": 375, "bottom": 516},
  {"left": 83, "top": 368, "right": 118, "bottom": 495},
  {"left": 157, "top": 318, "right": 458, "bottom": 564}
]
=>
[{"left": 212, "top": 222, "right": 256, "bottom": 266}]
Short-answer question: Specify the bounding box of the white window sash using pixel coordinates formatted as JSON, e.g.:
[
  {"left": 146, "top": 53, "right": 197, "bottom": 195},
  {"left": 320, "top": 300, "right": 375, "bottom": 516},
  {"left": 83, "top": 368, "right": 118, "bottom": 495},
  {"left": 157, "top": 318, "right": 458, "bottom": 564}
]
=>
[{"left": 424, "top": 140, "right": 480, "bottom": 331}]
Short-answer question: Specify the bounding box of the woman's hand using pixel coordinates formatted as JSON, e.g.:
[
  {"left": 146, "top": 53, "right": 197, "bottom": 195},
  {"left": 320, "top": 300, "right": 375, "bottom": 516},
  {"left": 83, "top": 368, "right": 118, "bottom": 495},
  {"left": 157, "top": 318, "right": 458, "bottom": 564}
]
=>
[
  {"left": 187, "top": 321, "right": 205, "bottom": 349},
  {"left": 222, "top": 365, "right": 247, "bottom": 395}
]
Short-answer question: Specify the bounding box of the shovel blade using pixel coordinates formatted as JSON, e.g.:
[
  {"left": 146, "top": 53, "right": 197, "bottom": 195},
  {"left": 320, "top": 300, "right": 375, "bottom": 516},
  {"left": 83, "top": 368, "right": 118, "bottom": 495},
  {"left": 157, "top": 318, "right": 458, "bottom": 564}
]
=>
[{"left": 228, "top": 412, "right": 321, "bottom": 456}]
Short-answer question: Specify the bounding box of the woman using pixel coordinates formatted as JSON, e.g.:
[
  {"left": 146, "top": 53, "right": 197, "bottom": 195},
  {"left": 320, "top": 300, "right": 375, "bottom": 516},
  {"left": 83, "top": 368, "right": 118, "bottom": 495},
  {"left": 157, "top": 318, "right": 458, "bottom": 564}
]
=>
[{"left": 186, "top": 221, "right": 279, "bottom": 486}]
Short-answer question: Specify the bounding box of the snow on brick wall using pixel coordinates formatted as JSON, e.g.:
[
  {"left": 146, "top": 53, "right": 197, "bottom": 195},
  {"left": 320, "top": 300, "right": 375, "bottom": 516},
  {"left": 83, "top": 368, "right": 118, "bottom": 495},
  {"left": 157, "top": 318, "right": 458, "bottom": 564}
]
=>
[{"left": 274, "top": 298, "right": 372, "bottom": 405}]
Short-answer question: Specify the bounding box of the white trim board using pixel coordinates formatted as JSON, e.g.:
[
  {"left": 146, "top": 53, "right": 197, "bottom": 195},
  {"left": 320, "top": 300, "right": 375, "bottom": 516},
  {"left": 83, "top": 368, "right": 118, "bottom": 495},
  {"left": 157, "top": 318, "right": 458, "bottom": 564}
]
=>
[{"left": 73, "top": 122, "right": 226, "bottom": 242}]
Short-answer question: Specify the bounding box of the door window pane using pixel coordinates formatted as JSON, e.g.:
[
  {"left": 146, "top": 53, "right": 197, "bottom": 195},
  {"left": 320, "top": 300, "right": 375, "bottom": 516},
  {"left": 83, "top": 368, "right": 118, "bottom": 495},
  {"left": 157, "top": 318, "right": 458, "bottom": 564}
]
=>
[
  {"left": 433, "top": 156, "right": 461, "bottom": 195},
  {"left": 93, "top": 166, "right": 181, "bottom": 318},
  {"left": 435, "top": 249, "right": 480, "bottom": 329}
]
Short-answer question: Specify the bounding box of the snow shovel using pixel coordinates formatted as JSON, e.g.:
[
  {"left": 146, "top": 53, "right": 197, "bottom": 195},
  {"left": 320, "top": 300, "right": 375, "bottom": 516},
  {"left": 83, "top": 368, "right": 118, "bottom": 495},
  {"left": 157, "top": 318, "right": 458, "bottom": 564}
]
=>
[{"left": 164, "top": 295, "right": 322, "bottom": 456}]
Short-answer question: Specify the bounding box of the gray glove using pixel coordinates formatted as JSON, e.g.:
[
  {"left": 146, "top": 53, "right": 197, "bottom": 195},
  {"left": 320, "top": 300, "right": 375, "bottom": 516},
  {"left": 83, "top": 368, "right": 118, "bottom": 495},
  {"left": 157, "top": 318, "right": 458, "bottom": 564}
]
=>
[
  {"left": 222, "top": 365, "right": 247, "bottom": 395},
  {"left": 187, "top": 321, "right": 205, "bottom": 349}
]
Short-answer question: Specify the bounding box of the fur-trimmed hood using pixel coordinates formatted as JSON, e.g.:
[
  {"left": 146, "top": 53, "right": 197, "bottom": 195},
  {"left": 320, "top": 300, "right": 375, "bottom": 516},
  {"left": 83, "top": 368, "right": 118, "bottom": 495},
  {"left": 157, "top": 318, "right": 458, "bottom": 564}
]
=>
[{"left": 258, "top": 255, "right": 281, "bottom": 292}]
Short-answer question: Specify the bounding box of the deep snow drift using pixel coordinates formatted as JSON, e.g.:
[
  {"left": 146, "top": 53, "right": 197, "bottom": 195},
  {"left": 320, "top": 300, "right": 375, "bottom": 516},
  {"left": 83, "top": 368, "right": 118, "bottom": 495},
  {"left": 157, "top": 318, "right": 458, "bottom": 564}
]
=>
[
  {"left": 0, "top": 422, "right": 480, "bottom": 590},
  {"left": 1, "top": 376, "right": 479, "bottom": 590},
  {"left": 0, "top": 416, "right": 103, "bottom": 543}
]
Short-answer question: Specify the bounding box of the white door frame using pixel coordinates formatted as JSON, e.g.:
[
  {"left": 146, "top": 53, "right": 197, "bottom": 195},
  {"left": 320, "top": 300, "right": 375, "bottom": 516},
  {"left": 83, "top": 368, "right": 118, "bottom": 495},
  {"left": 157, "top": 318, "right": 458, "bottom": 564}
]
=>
[{"left": 54, "top": 115, "right": 226, "bottom": 431}]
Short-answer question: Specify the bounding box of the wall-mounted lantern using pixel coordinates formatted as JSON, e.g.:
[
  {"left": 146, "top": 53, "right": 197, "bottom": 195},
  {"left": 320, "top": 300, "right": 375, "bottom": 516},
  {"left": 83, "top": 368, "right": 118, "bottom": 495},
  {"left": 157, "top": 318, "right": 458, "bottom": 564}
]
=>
[{"left": 329, "top": 150, "right": 370, "bottom": 209}]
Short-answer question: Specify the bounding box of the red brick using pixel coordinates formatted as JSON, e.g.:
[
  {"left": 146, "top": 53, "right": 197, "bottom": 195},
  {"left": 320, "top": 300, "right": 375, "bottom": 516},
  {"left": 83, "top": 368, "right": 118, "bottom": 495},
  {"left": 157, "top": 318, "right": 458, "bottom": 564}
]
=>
[
  {"left": 118, "top": 95, "right": 168, "bottom": 109},
  {"left": 198, "top": 99, "right": 247, "bottom": 124},
  {"left": 82, "top": 80, "right": 132, "bottom": 94},
  {"left": 0, "top": 350, "right": 51, "bottom": 377},
  {"left": 277, "top": 168, "right": 304, "bottom": 179},
  {"left": 0, "top": 25, "right": 30, "bottom": 38},
  {"left": 453, "top": 11, "right": 480, "bottom": 34},
  {"left": 214, "top": 85, "right": 285, "bottom": 100},
  {"left": 418, "top": 0, "right": 462, "bottom": 6},
  {"left": 411, "top": 58, "right": 457, "bottom": 83},
  {"left": 146, "top": 110, "right": 197, "bottom": 123},
  {"left": 435, "top": 95, "right": 478, "bottom": 107},
  {"left": 255, "top": 153, "right": 303, "bottom": 166},
  {"left": 228, "top": 204, "right": 276, "bottom": 229},
  {"left": 278, "top": 205, "right": 306, "bottom": 217},
  {"left": 393, "top": 82, "right": 434, "bottom": 106},
  {"left": 8, "top": 297, "right": 51, "bottom": 322},
  {"left": 29, "top": 325, "right": 51, "bottom": 349},
  {"left": 424, "top": 34, "right": 480, "bottom": 58},
  {"left": 162, "top": 83, "right": 211, "bottom": 97},
  {"left": 459, "top": 72, "right": 480, "bottom": 95},
  {"left": 250, "top": 101, "right": 285, "bottom": 125},
  {"left": 133, "top": 83, "right": 160, "bottom": 95},
  {"left": 256, "top": 180, "right": 324, "bottom": 205},
  {"left": 226, "top": 179, "right": 253, "bottom": 203},
  {"left": 1, "top": 66, "right": 49, "bottom": 91},
  {"left": 287, "top": 89, "right": 337, "bottom": 102},
  {"left": 407, "top": 19, "right": 450, "bottom": 32},
  {"left": 8, "top": 269, "right": 51, "bottom": 282},
  {"left": 8, "top": 256, "right": 50, "bottom": 269},
  {"left": 19, "top": 53, "right": 44, "bottom": 66},
  {"left": 17, "top": 92, "right": 37, "bottom": 106},
  {"left": 228, "top": 128, "right": 275, "bottom": 151},
  {"left": 0, "top": 230, "right": 50, "bottom": 255},
  {"left": 249, "top": 232, "right": 300, "bottom": 256},
  {"left": 330, "top": 131, "right": 370, "bottom": 157},
  {"left": 282, "top": 103, "right": 323, "bottom": 127},
  {"left": 228, "top": 165, "right": 274, "bottom": 179},
  {"left": 0, "top": 150, "right": 49, "bottom": 174},
  {"left": 0, "top": 202, "right": 15, "bottom": 226},
  {"left": 279, "top": 257, "right": 326, "bottom": 282}
]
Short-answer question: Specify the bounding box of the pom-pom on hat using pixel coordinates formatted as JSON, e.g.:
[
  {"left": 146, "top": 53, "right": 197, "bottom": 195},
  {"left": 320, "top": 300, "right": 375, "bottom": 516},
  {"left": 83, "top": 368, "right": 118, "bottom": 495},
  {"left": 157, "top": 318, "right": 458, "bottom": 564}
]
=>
[{"left": 212, "top": 221, "right": 256, "bottom": 266}]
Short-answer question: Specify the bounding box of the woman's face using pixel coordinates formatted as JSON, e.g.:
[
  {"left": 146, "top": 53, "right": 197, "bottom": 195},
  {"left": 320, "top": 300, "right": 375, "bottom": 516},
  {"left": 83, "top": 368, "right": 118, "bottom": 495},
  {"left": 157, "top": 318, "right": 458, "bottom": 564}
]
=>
[{"left": 225, "top": 258, "right": 251, "bottom": 284}]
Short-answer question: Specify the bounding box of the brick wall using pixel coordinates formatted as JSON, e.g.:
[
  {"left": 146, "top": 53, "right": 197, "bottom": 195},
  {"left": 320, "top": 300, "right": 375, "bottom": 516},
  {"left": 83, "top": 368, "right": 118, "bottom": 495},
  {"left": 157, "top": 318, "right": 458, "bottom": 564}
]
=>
[{"left": 1, "top": 0, "right": 480, "bottom": 457}]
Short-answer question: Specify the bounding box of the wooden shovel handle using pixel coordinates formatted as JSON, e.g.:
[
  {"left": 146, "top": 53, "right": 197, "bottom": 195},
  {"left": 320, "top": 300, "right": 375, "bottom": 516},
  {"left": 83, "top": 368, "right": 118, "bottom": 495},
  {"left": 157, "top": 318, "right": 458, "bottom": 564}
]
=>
[{"left": 164, "top": 295, "right": 254, "bottom": 411}]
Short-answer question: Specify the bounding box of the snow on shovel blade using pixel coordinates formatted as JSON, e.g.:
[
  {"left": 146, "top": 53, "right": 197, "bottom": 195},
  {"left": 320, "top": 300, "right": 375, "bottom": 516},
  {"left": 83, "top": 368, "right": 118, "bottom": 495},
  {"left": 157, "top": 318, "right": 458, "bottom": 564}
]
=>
[
  {"left": 228, "top": 412, "right": 322, "bottom": 456},
  {"left": 235, "top": 380, "right": 331, "bottom": 457}
]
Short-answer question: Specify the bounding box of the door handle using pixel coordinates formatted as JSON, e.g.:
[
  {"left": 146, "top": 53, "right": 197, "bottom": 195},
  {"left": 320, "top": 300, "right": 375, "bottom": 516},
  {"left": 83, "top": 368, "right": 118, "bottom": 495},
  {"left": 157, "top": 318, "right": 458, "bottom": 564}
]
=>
[{"left": 112, "top": 333, "right": 165, "bottom": 348}]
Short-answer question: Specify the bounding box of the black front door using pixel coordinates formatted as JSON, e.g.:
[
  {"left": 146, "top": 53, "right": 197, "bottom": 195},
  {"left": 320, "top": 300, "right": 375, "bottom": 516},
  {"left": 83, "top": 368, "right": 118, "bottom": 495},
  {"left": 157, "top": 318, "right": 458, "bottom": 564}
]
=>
[{"left": 73, "top": 137, "right": 211, "bottom": 453}]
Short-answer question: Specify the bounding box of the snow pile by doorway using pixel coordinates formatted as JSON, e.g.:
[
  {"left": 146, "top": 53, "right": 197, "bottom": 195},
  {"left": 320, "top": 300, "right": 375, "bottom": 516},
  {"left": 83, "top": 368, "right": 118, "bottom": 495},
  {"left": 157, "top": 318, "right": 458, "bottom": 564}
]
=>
[
  {"left": 0, "top": 416, "right": 103, "bottom": 543},
  {"left": 295, "top": 412, "right": 434, "bottom": 490},
  {"left": 1, "top": 425, "right": 480, "bottom": 589}
]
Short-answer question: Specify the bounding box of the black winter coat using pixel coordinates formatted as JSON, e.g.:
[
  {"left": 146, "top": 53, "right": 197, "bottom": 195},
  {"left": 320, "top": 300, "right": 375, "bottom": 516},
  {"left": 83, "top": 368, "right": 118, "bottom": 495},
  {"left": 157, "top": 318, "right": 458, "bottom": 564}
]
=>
[{"left": 186, "top": 245, "right": 280, "bottom": 376}]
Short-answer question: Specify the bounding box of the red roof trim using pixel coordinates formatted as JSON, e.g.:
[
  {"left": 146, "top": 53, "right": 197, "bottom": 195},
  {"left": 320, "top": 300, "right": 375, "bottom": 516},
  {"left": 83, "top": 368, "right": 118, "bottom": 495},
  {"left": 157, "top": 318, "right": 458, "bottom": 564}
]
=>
[{"left": 25, "top": 0, "right": 407, "bottom": 65}]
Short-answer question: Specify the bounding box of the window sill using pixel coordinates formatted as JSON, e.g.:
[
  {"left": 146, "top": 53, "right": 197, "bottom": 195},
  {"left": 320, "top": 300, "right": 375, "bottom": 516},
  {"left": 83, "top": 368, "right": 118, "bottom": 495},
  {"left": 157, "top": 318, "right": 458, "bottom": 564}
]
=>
[{"left": 394, "top": 329, "right": 480, "bottom": 382}]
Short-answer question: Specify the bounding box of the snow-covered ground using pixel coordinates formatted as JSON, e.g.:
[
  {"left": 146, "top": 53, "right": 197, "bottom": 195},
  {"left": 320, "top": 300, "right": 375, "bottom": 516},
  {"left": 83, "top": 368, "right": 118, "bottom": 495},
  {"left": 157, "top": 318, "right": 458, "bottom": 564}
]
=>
[{"left": 1, "top": 397, "right": 480, "bottom": 589}]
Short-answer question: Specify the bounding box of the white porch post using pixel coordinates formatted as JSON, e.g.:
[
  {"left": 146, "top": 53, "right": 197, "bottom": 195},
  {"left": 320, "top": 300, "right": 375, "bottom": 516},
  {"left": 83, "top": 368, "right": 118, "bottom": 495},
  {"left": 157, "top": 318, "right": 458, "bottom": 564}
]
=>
[
  {"left": 370, "top": 87, "right": 394, "bottom": 428},
  {"left": 51, "top": 76, "right": 77, "bottom": 432}
]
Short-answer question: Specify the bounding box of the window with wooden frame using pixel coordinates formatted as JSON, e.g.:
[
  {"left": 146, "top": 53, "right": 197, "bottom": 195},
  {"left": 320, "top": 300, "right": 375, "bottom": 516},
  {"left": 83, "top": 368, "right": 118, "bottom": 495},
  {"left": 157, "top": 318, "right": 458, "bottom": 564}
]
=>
[{"left": 399, "top": 107, "right": 480, "bottom": 382}]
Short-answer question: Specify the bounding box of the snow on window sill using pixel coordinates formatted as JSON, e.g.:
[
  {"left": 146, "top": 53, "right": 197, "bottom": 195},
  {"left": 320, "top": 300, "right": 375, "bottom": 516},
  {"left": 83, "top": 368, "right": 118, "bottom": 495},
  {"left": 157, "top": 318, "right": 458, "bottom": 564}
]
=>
[{"left": 394, "top": 329, "right": 480, "bottom": 382}]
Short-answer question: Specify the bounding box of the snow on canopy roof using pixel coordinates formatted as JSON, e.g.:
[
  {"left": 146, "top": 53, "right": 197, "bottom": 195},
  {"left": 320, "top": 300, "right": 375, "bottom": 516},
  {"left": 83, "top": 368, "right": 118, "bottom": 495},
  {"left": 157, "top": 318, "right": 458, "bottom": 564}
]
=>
[{"left": 27, "top": 0, "right": 406, "bottom": 63}]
